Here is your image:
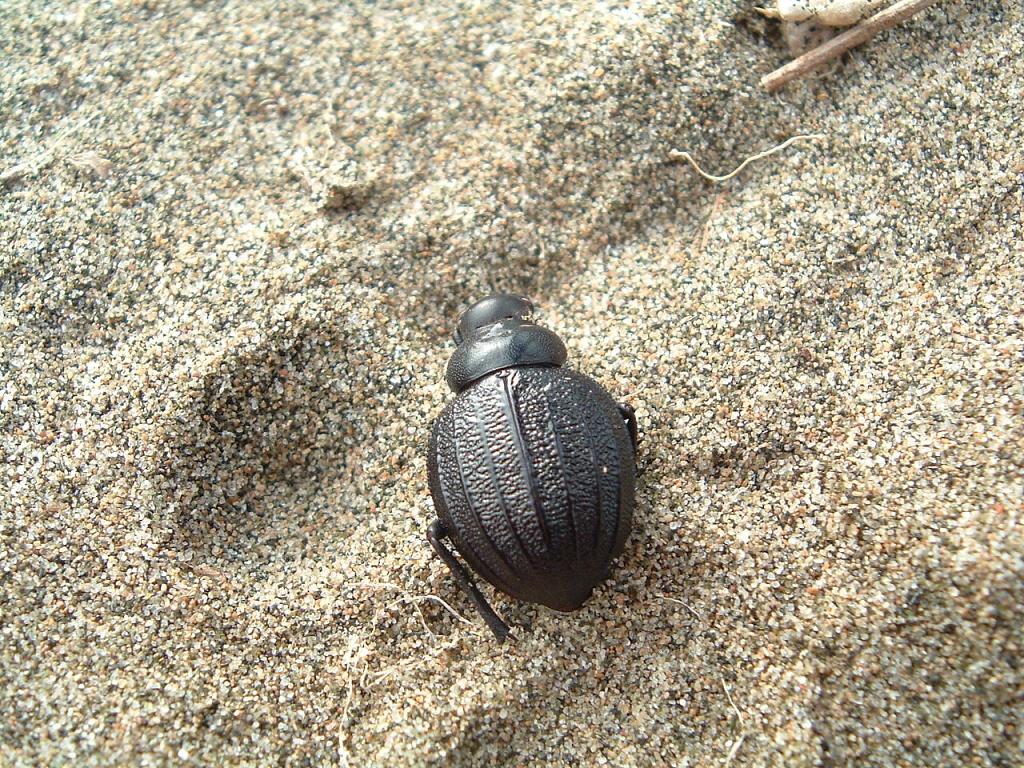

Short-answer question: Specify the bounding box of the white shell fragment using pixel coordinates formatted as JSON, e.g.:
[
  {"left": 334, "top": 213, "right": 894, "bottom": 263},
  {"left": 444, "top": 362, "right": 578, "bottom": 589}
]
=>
[
  {"left": 777, "top": 0, "right": 888, "bottom": 27},
  {"left": 777, "top": 0, "right": 888, "bottom": 55},
  {"left": 782, "top": 18, "right": 838, "bottom": 56}
]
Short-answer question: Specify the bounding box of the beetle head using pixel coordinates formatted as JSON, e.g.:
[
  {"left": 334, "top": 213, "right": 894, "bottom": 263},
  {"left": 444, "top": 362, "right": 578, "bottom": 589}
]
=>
[{"left": 452, "top": 294, "right": 534, "bottom": 346}]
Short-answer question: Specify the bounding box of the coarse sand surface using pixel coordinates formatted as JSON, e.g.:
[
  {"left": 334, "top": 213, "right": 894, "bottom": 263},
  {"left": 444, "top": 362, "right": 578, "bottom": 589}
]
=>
[{"left": 1, "top": 1, "right": 1021, "bottom": 765}]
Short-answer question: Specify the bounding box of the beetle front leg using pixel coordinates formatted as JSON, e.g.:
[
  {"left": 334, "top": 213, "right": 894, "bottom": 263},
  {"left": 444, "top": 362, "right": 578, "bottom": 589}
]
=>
[
  {"left": 427, "top": 519, "right": 511, "bottom": 642},
  {"left": 618, "top": 402, "right": 639, "bottom": 452}
]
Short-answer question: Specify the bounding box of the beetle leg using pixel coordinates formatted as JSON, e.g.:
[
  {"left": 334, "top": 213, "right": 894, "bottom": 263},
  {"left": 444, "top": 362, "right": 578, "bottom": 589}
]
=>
[
  {"left": 618, "top": 402, "right": 639, "bottom": 452},
  {"left": 426, "top": 519, "right": 511, "bottom": 643}
]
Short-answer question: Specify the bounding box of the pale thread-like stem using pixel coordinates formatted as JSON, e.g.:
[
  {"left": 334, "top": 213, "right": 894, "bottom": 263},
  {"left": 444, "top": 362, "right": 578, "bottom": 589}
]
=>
[{"left": 761, "top": 0, "right": 943, "bottom": 92}]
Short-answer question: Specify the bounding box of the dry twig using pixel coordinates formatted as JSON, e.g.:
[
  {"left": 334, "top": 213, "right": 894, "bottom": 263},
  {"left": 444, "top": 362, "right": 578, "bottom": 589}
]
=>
[{"left": 762, "top": 0, "right": 943, "bottom": 92}]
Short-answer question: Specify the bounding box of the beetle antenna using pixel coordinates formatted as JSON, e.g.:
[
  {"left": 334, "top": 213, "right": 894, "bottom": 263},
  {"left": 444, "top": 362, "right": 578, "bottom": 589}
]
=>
[{"left": 427, "top": 519, "right": 511, "bottom": 642}]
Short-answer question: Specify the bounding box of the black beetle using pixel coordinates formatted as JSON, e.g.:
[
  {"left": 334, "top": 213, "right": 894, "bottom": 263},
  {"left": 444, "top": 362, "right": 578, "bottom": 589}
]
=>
[{"left": 426, "top": 294, "right": 638, "bottom": 641}]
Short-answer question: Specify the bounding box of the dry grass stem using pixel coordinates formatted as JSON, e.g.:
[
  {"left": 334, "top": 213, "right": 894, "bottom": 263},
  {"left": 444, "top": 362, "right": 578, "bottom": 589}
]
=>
[
  {"left": 656, "top": 594, "right": 703, "bottom": 620},
  {"left": 669, "top": 134, "right": 825, "bottom": 182},
  {"left": 722, "top": 680, "right": 750, "bottom": 766},
  {"left": 724, "top": 733, "right": 748, "bottom": 767},
  {"left": 698, "top": 192, "right": 728, "bottom": 255},
  {"left": 358, "top": 581, "right": 473, "bottom": 638}
]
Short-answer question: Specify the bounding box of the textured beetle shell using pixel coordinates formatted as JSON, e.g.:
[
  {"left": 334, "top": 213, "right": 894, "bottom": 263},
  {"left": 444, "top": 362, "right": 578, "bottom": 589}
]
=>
[{"left": 427, "top": 366, "right": 635, "bottom": 612}]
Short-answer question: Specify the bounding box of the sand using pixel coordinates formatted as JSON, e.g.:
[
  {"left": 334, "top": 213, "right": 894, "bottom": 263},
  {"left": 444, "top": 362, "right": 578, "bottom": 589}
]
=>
[{"left": 1, "top": 1, "right": 1021, "bottom": 765}]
